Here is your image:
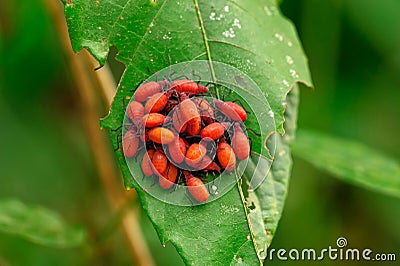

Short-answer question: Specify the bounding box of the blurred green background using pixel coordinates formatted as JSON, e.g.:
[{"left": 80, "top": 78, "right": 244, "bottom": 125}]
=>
[{"left": 0, "top": 0, "right": 399, "bottom": 265}]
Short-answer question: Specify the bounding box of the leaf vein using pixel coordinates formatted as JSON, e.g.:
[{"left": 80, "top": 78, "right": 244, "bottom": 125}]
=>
[
  {"left": 209, "top": 39, "right": 257, "bottom": 55},
  {"left": 105, "top": 0, "right": 131, "bottom": 44},
  {"left": 126, "top": 0, "right": 169, "bottom": 69}
]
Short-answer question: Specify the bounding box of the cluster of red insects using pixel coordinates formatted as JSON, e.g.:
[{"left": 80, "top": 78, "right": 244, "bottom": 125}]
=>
[{"left": 122, "top": 79, "right": 250, "bottom": 203}]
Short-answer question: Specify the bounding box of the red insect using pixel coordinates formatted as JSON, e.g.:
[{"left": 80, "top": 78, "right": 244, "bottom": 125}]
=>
[
  {"left": 168, "top": 137, "right": 187, "bottom": 164},
  {"left": 159, "top": 163, "right": 178, "bottom": 189},
  {"left": 179, "top": 98, "right": 201, "bottom": 135},
  {"left": 193, "top": 98, "right": 214, "bottom": 124},
  {"left": 125, "top": 78, "right": 254, "bottom": 202},
  {"left": 144, "top": 92, "right": 168, "bottom": 113},
  {"left": 179, "top": 98, "right": 200, "bottom": 121},
  {"left": 217, "top": 140, "right": 236, "bottom": 170},
  {"left": 151, "top": 151, "right": 168, "bottom": 177},
  {"left": 140, "top": 128, "right": 149, "bottom": 142},
  {"left": 148, "top": 127, "right": 175, "bottom": 144},
  {"left": 141, "top": 149, "right": 155, "bottom": 176},
  {"left": 170, "top": 80, "right": 209, "bottom": 95},
  {"left": 214, "top": 100, "right": 247, "bottom": 121},
  {"left": 185, "top": 143, "right": 207, "bottom": 168},
  {"left": 122, "top": 128, "right": 140, "bottom": 158},
  {"left": 220, "top": 121, "right": 233, "bottom": 130},
  {"left": 200, "top": 122, "right": 225, "bottom": 140},
  {"left": 172, "top": 108, "right": 187, "bottom": 133},
  {"left": 194, "top": 155, "right": 213, "bottom": 170},
  {"left": 142, "top": 113, "right": 166, "bottom": 128},
  {"left": 232, "top": 123, "right": 250, "bottom": 160},
  {"left": 164, "top": 98, "right": 179, "bottom": 113},
  {"left": 205, "top": 161, "right": 221, "bottom": 172},
  {"left": 134, "top": 81, "right": 161, "bottom": 102},
  {"left": 186, "top": 117, "right": 202, "bottom": 136},
  {"left": 127, "top": 101, "right": 144, "bottom": 123},
  {"left": 184, "top": 171, "right": 209, "bottom": 203}
]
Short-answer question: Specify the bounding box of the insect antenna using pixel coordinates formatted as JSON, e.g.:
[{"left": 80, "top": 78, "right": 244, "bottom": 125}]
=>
[
  {"left": 184, "top": 189, "right": 195, "bottom": 209},
  {"left": 191, "top": 70, "right": 202, "bottom": 83}
]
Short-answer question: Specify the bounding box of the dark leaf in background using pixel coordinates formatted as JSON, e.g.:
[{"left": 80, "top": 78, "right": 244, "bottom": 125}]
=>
[
  {"left": 292, "top": 129, "right": 400, "bottom": 199},
  {"left": 0, "top": 199, "right": 86, "bottom": 248}
]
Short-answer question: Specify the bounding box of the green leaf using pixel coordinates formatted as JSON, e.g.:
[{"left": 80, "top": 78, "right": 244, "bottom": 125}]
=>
[
  {"left": 63, "top": 0, "right": 312, "bottom": 264},
  {"left": 0, "top": 199, "right": 86, "bottom": 248},
  {"left": 244, "top": 86, "right": 299, "bottom": 257},
  {"left": 64, "top": 0, "right": 312, "bottom": 133},
  {"left": 140, "top": 87, "right": 300, "bottom": 265},
  {"left": 292, "top": 129, "right": 400, "bottom": 198}
]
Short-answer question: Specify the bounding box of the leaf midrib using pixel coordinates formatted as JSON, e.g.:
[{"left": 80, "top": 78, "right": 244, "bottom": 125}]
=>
[
  {"left": 192, "top": 3, "right": 266, "bottom": 263},
  {"left": 193, "top": 0, "right": 219, "bottom": 98},
  {"left": 237, "top": 176, "right": 263, "bottom": 266}
]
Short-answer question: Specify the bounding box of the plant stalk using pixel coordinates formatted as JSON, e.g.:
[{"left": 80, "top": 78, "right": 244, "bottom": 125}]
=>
[{"left": 43, "top": 1, "right": 154, "bottom": 265}]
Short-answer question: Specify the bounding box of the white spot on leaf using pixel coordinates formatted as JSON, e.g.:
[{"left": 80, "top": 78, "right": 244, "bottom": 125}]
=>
[
  {"left": 221, "top": 204, "right": 240, "bottom": 214},
  {"left": 209, "top": 12, "right": 216, "bottom": 20},
  {"left": 275, "top": 33, "right": 283, "bottom": 41},
  {"left": 286, "top": 55, "right": 294, "bottom": 65},
  {"left": 210, "top": 12, "right": 224, "bottom": 21},
  {"left": 222, "top": 28, "right": 235, "bottom": 38},
  {"left": 163, "top": 31, "right": 172, "bottom": 40},
  {"left": 264, "top": 6, "right": 272, "bottom": 16},
  {"left": 233, "top": 18, "right": 241, "bottom": 29},
  {"left": 290, "top": 69, "right": 299, "bottom": 78},
  {"left": 283, "top": 79, "right": 290, "bottom": 87}
]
